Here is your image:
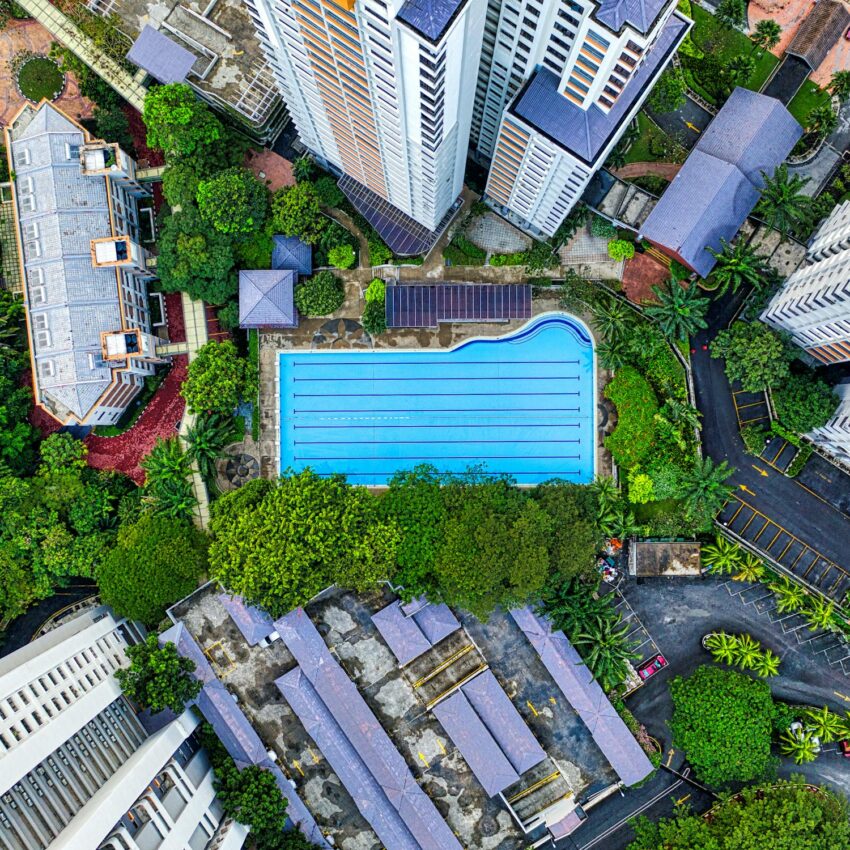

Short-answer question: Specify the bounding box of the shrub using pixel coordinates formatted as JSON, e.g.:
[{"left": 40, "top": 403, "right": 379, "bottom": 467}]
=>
[
  {"left": 608, "top": 239, "right": 635, "bottom": 261},
  {"left": 489, "top": 251, "right": 525, "bottom": 266},
  {"left": 604, "top": 366, "right": 659, "bottom": 468},
  {"left": 116, "top": 635, "right": 201, "bottom": 713},
  {"left": 182, "top": 340, "right": 258, "bottom": 416},
  {"left": 364, "top": 277, "right": 385, "bottom": 303},
  {"left": 362, "top": 300, "right": 386, "bottom": 336},
  {"left": 741, "top": 424, "right": 768, "bottom": 456},
  {"left": 444, "top": 234, "right": 487, "bottom": 266},
  {"left": 328, "top": 243, "right": 355, "bottom": 269},
  {"left": 786, "top": 444, "right": 813, "bottom": 478},
  {"left": 314, "top": 174, "right": 344, "bottom": 208},
  {"left": 293, "top": 270, "right": 344, "bottom": 316},
  {"left": 368, "top": 238, "right": 392, "bottom": 266},
  {"left": 627, "top": 469, "right": 655, "bottom": 504},
  {"left": 590, "top": 215, "right": 618, "bottom": 239}
]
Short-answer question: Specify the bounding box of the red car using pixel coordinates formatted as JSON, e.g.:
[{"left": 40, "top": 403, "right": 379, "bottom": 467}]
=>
[
  {"left": 839, "top": 740, "right": 850, "bottom": 757},
  {"left": 637, "top": 654, "right": 668, "bottom": 681}
]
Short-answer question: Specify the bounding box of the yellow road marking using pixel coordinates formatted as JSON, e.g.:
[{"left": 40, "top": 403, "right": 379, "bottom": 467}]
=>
[
  {"left": 753, "top": 519, "right": 772, "bottom": 541},
  {"left": 739, "top": 484, "right": 756, "bottom": 496},
  {"left": 437, "top": 740, "right": 446, "bottom": 755},
  {"left": 293, "top": 760, "right": 304, "bottom": 776},
  {"left": 549, "top": 696, "right": 557, "bottom": 705},
  {"left": 308, "top": 747, "right": 319, "bottom": 764},
  {"left": 766, "top": 529, "right": 783, "bottom": 549},
  {"left": 740, "top": 512, "right": 759, "bottom": 533},
  {"left": 751, "top": 465, "right": 769, "bottom": 477},
  {"left": 665, "top": 749, "right": 675, "bottom": 767},
  {"left": 834, "top": 691, "right": 850, "bottom": 704},
  {"left": 413, "top": 644, "right": 473, "bottom": 688},
  {"left": 676, "top": 794, "right": 691, "bottom": 805},
  {"left": 527, "top": 700, "right": 539, "bottom": 717},
  {"left": 418, "top": 752, "right": 430, "bottom": 768}
]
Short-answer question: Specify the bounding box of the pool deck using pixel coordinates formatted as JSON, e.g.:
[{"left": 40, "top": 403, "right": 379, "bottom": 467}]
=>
[{"left": 258, "top": 287, "right": 614, "bottom": 481}]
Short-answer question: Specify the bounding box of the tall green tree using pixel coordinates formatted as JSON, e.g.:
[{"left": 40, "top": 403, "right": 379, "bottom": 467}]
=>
[
  {"left": 209, "top": 470, "right": 400, "bottom": 616},
  {"left": 702, "top": 534, "right": 743, "bottom": 575},
  {"left": 143, "top": 83, "right": 224, "bottom": 158},
  {"left": 182, "top": 340, "right": 258, "bottom": 416},
  {"left": 649, "top": 67, "right": 687, "bottom": 112},
  {"left": 779, "top": 727, "right": 819, "bottom": 764},
  {"left": 726, "top": 54, "right": 756, "bottom": 88},
  {"left": 769, "top": 577, "right": 806, "bottom": 613},
  {"left": 755, "top": 164, "right": 813, "bottom": 238},
  {"left": 539, "top": 575, "right": 616, "bottom": 642},
  {"left": 116, "top": 635, "right": 202, "bottom": 713},
  {"left": 98, "top": 514, "right": 208, "bottom": 626},
  {"left": 197, "top": 167, "right": 269, "bottom": 236},
  {"left": 669, "top": 666, "right": 776, "bottom": 787},
  {"left": 829, "top": 69, "right": 850, "bottom": 102},
  {"left": 215, "top": 763, "right": 290, "bottom": 845},
  {"left": 271, "top": 182, "right": 328, "bottom": 244},
  {"left": 807, "top": 104, "right": 838, "bottom": 138},
  {"left": 715, "top": 0, "right": 746, "bottom": 28},
  {"left": 772, "top": 372, "right": 838, "bottom": 434},
  {"left": 645, "top": 280, "right": 709, "bottom": 341},
  {"left": 676, "top": 457, "right": 735, "bottom": 521},
  {"left": 141, "top": 437, "right": 195, "bottom": 521},
  {"left": 591, "top": 297, "right": 636, "bottom": 343},
  {"left": 185, "top": 414, "right": 235, "bottom": 486},
  {"left": 573, "top": 615, "right": 638, "bottom": 692},
  {"left": 750, "top": 18, "right": 781, "bottom": 53},
  {"left": 707, "top": 238, "right": 767, "bottom": 295},
  {"left": 805, "top": 705, "right": 844, "bottom": 744},
  {"left": 710, "top": 321, "right": 791, "bottom": 392}
]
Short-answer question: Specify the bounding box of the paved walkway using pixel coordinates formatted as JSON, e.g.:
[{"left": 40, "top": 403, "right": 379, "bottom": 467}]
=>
[
  {"left": 647, "top": 95, "right": 714, "bottom": 151},
  {"left": 245, "top": 148, "right": 294, "bottom": 192},
  {"left": 612, "top": 162, "right": 682, "bottom": 181},
  {"left": 465, "top": 211, "right": 531, "bottom": 253},
  {"left": 559, "top": 224, "right": 625, "bottom": 280}
]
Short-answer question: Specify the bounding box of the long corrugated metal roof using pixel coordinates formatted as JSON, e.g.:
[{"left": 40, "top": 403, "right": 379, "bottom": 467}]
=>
[
  {"left": 412, "top": 603, "right": 460, "bottom": 645},
  {"left": 433, "top": 689, "right": 520, "bottom": 796},
  {"left": 219, "top": 593, "right": 276, "bottom": 646},
  {"left": 510, "top": 607, "right": 653, "bottom": 787},
  {"left": 461, "top": 670, "right": 546, "bottom": 775},
  {"left": 386, "top": 284, "right": 532, "bottom": 328},
  {"left": 786, "top": 0, "right": 850, "bottom": 69},
  {"left": 275, "top": 608, "right": 462, "bottom": 850},
  {"left": 372, "top": 602, "right": 433, "bottom": 666}
]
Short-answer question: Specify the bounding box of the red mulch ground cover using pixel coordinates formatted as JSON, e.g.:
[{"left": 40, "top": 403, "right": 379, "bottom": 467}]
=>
[
  {"left": 164, "top": 292, "right": 186, "bottom": 343},
  {"left": 26, "top": 372, "right": 62, "bottom": 438},
  {"left": 124, "top": 104, "right": 165, "bottom": 167},
  {"left": 205, "top": 304, "right": 231, "bottom": 343},
  {"left": 83, "top": 355, "right": 188, "bottom": 485},
  {"left": 622, "top": 252, "right": 669, "bottom": 305}
]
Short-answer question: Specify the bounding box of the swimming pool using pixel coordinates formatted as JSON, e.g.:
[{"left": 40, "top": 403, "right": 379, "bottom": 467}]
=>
[{"left": 278, "top": 313, "right": 595, "bottom": 485}]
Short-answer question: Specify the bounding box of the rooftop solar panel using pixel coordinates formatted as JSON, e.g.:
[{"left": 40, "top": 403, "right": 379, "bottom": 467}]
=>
[
  {"left": 386, "top": 284, "right": 532, "bottom": 328},
  {"left": 372, "top": 602, "right": 433, "bottom": 666},
  {"left": 461, "top": 671, "right": 546, "bottom": 775},
  {"left": 510, "top": 607, "right": 653, "bottom": 787},
  {"left": 219, "top": 593, "right": 275, "bottom": 646},
  {"left": 433, "top": 689, "right": 521, "bottom": 796}
]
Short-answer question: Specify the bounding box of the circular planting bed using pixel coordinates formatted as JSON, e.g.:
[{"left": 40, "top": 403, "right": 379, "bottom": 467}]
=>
[{"left": 17, "top": 57, "right": 65, "bottom": 103}]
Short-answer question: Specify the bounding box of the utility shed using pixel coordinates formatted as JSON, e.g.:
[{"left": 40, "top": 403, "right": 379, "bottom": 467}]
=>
[{"left": 628, "top": 541, "right": 702, "bottom": 577}]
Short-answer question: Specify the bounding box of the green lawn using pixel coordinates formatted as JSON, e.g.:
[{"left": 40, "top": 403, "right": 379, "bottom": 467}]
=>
[
  {"left": 16, "top": 57, "right": 64, "bottom": 102},
  {"left": 625, "top": 112, "right": 686, "bottom": 164},
  {"left": 787, "top": 81, "right": 831, "bottom": 127}
]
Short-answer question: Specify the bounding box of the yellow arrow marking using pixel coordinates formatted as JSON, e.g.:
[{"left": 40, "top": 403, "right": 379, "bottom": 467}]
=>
[
  {"left": 308, "top": 746, "right": 320, "bottom": 764},
  {"left": 676, "top": 794, "right": 691, "bottom": 805},
  {"left": 527, "top": 700, "right": 539, "bottom": 717},
  {"left": 549, "top": 696, "right": 557, "bottom": 705},
  {"left": 292, "top": 760, "right": 304, "bottom": 776},
  {"left": 751, "top": 465, "right": 769, "bottom": 477},
  {"left": 418, "top": 752, "right": 430, "bottom": 768},
  {"left": 684, "top": 121, "right": 701, "bottom": 133},
  {"left": 437, "top": 740, "right": 446, "bottom": 755},
  {"left": 739, "top": 484, "right": 756, "bottom": 496},
  {"left": 834, "top": 691, "right": 850, "bottom": 704},
  {"left": 666, "top": 748, "right": 675, "bottom": 767}
]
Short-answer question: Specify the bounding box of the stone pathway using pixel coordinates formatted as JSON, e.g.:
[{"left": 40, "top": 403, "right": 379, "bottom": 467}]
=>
[
  {"left": 327, "top": 208, "right": 371, "bottom": 268},
  {"left": 612, "top": 162, "right": 682, "bottom": 181},
  {"left": 0, "top": 18, "right": 94, "bottom": 127},
  {"left": 465, "top": 211, "right": 531, "bottom": 253},
  {"left": 621, "top": 252, "right": 669, "bottom": 304},
  {"left": 559, "top": 225, "right": 625, "bottom": 281}
]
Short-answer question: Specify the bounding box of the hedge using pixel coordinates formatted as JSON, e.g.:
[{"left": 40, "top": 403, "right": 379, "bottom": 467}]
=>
[{"left": 604, "top": 366, "right": 659, "bottom": 468}]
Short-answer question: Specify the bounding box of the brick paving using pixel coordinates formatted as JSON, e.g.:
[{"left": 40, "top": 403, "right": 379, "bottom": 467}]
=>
[
  {"left": 621, "top": 252, "right": 669, "bottom": 304},
  {"left": 612, "top": 162, "right": 682, "bottom": 181},
  {"left": 0, "top": 18, "right": 94, "bottom": 127},
  {"left": 245, "top": 147, "right": 295, "bottom": 192}
]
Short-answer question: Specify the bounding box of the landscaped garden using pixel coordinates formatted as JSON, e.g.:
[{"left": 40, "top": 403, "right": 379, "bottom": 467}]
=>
[{"left": 16, "top": 55, "right": 64, "bottom": 102}]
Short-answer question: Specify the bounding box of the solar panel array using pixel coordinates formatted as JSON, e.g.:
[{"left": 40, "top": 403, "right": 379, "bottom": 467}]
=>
[
  {"left": 338, "top": 175, "right": 458, "bottom": 256},
  {"left": 510, "top": 608, "right": 653, "bottom": 787},
  {"left": 275, "top": 608, "right": 462, "bottom": 850},
  {"left": 386, "top": 284, "right": 532, "bottom": 328}
]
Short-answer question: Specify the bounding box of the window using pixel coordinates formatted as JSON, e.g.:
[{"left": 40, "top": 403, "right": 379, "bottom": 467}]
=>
[
  {"left": 33, "top": 314, "right": 47, "bottom": 330},
  {"left": 19, "top": 194, "right": 35, "bottom": 213},
  {"left": 25, "top": 240, "right": 41, "bottom": 257},
  {"left": 19, "top": 176, "right": 33, "bottom": 193},
  {"left": 28, "top": 267, "right": 44, "bottom": 286},
  {"left": 35, "top": 329, "right": 51, "bottom": 347},
  {"left": 65, "top": 144, "right": 80, "bottom": 160},
  {"left": 23, "top": 222, "right": 38, "bottom": 241},
  {"left": 38, "top": 363, "right": 53, "bottom": 383},
  {"left": 15, "top": 148, "right": 30, "bottom": 167}
]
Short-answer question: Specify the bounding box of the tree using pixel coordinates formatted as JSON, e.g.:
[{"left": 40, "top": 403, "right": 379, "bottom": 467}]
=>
[
  {"left": 627, "top": 469, "right": 654, "bottom": 504},
  {"left": 649, "top": 67, "right": 687, "bottom": 112},
  {"left": 755, "top": 164, "right": 813, "bottom": 238},
  {"left": 573, "top": 616, "right": 638, "bottom": 692},
  {"left": 669, "top": 666, "right": 776, "bottom": 787},
  {"left": 716, "top": 0, "right": 746, "bottom": 28},
  {"left": 197, "top": 167, "right": 269, "bottom": 235},
  {"left": 726, "top": 54, "right": 756, "bottom": 88},
  {"left": 702, "top": 534, "right": 744, "bottom": 575},
  {"left": 806, "top": 705, "right": 844, "bottom": 744},
  {"left": 807, "top": 104, "right": 838, "bottom": 138},
  {"left": 328, "top": 243, "right": 355, "bottom": 269},
  {"left": 733, "top": 553, "right": 766, "bottom": 583},
  {"left": 271, "top": 182, "right": 327, "bottom": 244},
  {"left": 0, "top": 342, "right": 39, "bottom": 476},
  {"left": 731, "top": 632, "right": 762, "bottom": 668},
  {"left": 779, "top": 728, "right": 819, "bottom": 764},
  {"left": 39, "top": 432, "right": 87, "bottom": 472},
  {"left": 596, "top": 339, "right": 629, "bottom": 371},
  {"left": 608, "top": 239, "right": 635, "bottom": 261},
  {"left": 661, "top": 399, "right": 702, "bottom": 432},
  {"left": 182, "top": 340, "right": 258, "bottom": 416},
  {"left": 829, "top": 69, "right": 850, "bottom": 102},
  {"left": 707, "top": 238, "right": 767, "bottom": 295},
  {"left": 627, "top": 777, "right": 850, "bottom": 850},
  {"left": 710, "top": 321, "right": 791, "bottom": 392},
  {"left": 591, "top": 297, "right": 635, "bottom": 342},
  {"left": 116, "top": 634, "right": 201, "bottom": 713},
  {"left": 292, "top": 155, "right": 314, "bottom": 183},
  {"left": 604, "top": 366, "right": 659, "bottom": 469},
  {"left": 752, "top": 648, "right": 780, "bottom": 678},
  {"left": 215, "top": 762, "right": 289, "bottom": 840},
  {"left": 143, "top": 83, "right": 224, "bottom": 158},
  {"left": 293, "top": 271, "right": 345, "bottom": 316},
  {"left": 314, "top": 175, "right": 344, "bottom": 208},
  {"left": 805, "top": 595, "right": 835, "bottom": 632},
  {"left": 705, "top": 631, "right": 739, "bottom": 664},
  {"left": 209, "top": 470, "right": 400, "bottom": 616},
  {"left": 772, "top": 372, "right": 838, "bottom": 434},
  {"left": 770, "top": 577, "right": 806, "bottom": 614},
  {"left": 362, "top": 300, "right": 387, "bottom": 336},
  {"left": 98, "top": 514, "right": 208, "bottom": 626},
  {"left": 141, "top": 437, "right": 195, "bottom": 520},
  {"left": 539, "top": 575, "right": 617, "bottom": 643},
  {"left": 185, "top": 414, "right": 234, "bottom": 486},
  {"left": 157, "top": 207, "right": 238, "bottom": 305},
  {"left": 162, "top": 161, "right": 203, "bottom": 208},
  {"left": 676, "top": 457, "right": 735, "bottom": 521},
  {"left": 750, "top": 18, "right": 781, "bottom": 53},
  {"left": 645, "top": 280, "right": 709, "bottom": 341}
]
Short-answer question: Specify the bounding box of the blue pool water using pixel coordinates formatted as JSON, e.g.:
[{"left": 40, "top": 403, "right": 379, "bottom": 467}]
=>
[{"left": 278, "top": 313, "right": 595, "bottom": 485}]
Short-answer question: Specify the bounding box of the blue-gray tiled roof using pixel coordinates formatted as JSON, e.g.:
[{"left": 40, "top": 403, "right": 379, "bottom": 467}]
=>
[
  {"left": 272, "top": 235, "right": 312, "bottom": 276},
  {"left": 127, "top": 26, "right": 195, "bottom": 84},
  {"left": 594, "top": 0, "right": 669, "bottom": 34},
  {"left": 640, "top": 87, "right": 802, "bottom": 278},
  {"left": 239, "top": 269, "right": 298, "bottom": 328},
  {"left": 396, "top": 0, "right": 466, "bottom": 42},
  {"left": 511, "top": 13, "right": 688, "bottom": 166}
]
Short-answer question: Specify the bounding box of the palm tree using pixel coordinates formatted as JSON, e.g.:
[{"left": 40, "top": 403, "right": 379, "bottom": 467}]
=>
[
  {"left": 704, "top": 631, "right": 738, "bottom": 664},
  {"left": 752, "top": 648, "right": 780, "bottom": 678},
  {"left": 726, "top": 54, "right": 756, "bottom": 88},
  {"left": 829, "top": 70, "right": 850, "bottom": 102},
  {"left": 144, "top": 476, "right": 197, "bottom": 520},
  {"left": 732, "top": 633, "right": 762, "bottom": 668},
  {"left": 702, "top": 534, "right": 744, "bottom": 575},
  {"left": 749, "top": 19, "right": 781, "bottom": 53},
  {"left": 755, "top": 164, "right": 813, "bottom": 239},
  {"left": 707, "top": 238, "right": 766, "bottom": 296},
  {"left": 769, "top": 577, "right": 806, "bottom": 614},
  {"left": 141, "top": 436, "right": 189, "bottom": 483},
  {"left": 661, "top": 399, "right": 702, "bottom": 432},
  {"left": 599, "top": 503, "right": 639, "bottom": 539},
  {"left": 539, "top": 576, "right": 618, "bottom": 642},
  {"left": 591, "top": 297, "right": 635, "bottom": 343},
  {"left": 805, "top": 596, "right": 835, "bottom": 632},
  {"left": 645, "top": 280, "right": 709, "bottom": 342},
  {"left": 185, "top": 413, "right": 235, "bottom": 486},
  {"left": 806, "top": 706, "right": 844, "bottom": 744},
  {"left": 733, "top": 553, "right": 766, "bottom": 583},
  {"left": 596, "top": 339, "right": 630, "bottom": 371},
  {"left": 573, "top": 616, "right": 638, "bottom": 692},
  {"left": 807, "top": 103, "right": 838, "bottom": 139},
  {"left": 591, "top": 475, "right": 619, "bottom": 506},
  {"left": 141, "top": 437, "right": 196, "bottom": 521},
  {"left": 677, "top": 457, "right": 736, "bottom": 520},
  {"left": 780, "top": 728, "right": 819, "bottom": 764}
]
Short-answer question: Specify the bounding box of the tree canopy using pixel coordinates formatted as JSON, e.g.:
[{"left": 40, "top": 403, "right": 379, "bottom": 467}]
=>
[
  {"left": 116, "top": 635, "right": 201, "bottom": 713},
  {"left": 710, "top": 321, "right": 791, "bottom": 392},
  {"left": 773, "top": 372, "right": 838, "bottom": 434},
  {"left": 627, "top": 777, "right": 850, "bottom": 850},
  {"left": 271, "top": 182, "right": 327, "bottom": 244},
  {"left": 97, "top": 514, "right": 208, "bottom": 626},
  {"left": 669, "top": 666, "right": 776, "bottom": 787},
  {"left": 197, "top": 167, "right": 269, "bottom": 235},
  {"left": 143, "top": 83, "right": 224, "bottom": 158},
  {"left": 181, "top": 340, "right": 258, "bottom": 416}
]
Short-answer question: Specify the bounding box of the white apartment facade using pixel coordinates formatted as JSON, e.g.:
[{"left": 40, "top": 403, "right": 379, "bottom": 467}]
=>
[
  {"left": 761, "top": 200, "right": 850, "bottom": 364},
  {"left": 0, "top": 607, "right": 247, "bottom": 850},
  {"left": 6, "top": 101, "right": 163, "bottom": 427},
  {"left": 244, "top": 0, "right": 485, "bottom": 235},
  {"left": 809, "top": 380, "right": 850, "bottom": 463},
  {"left": 482, "top": 0, "right": 689, "bottom": 237}
]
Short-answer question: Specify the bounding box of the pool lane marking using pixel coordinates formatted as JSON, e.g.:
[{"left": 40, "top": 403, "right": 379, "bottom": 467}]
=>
[
  {"left": 297, "top": 455, "right": 584, "bottom": 461},
  {"left": 293, "top": 391, "right": 584, "bottom": 397},
  {"left": 293, "top": 375, "right": 582, "bottom": 381},
  {"left": 294, "top": 423, "right": 583, "bottom": 429},
  {"left": 289, "top": 359, "right": 582, "bottom": 366}
]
